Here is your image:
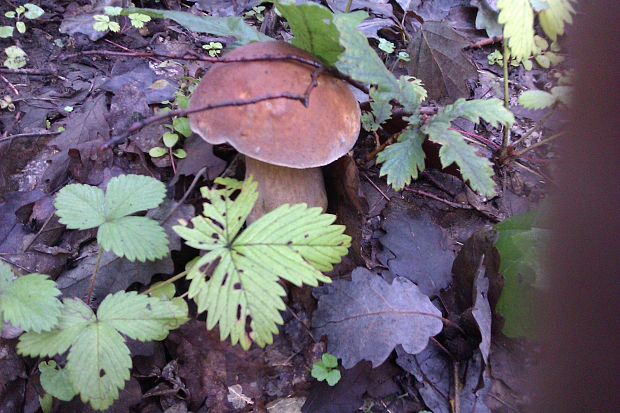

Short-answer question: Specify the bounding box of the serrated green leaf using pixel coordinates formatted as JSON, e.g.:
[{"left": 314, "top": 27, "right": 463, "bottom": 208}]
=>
[
  {"left": 123, "top": 8, "right": 269, "bottom": 45},
  {"left": 333, "top": 12, "right": 399, "bottom": 94},
  {"left": 0, "top": 270, "right": 62, "bottom": 333},
  {"left": 104, "top": 6, "right": 123, "bottom": 16},
  {"left": 369, "top": 91, "right": 392, "bottom": 125},
  {"left": 18, "top": 299, "right": 94, "bottom": 357},
  {"left": 55, "top": 184, "right": 106, "bottom": 230},
  {"left": 275, "top": 0, "right": 343, "bottom": 65},
  {"left": 104, "top": 174, "right": 166, "bottom": 220},
  {"left": 20, "top": 292, "right": 186, "bottom": 410},
  {"left": 539, "top": 0, "right": 576, "bottom": 41},
  {"left": 97, "top": 291, "right": 188, "bottom": 341},
  {"left": 98, "top": 216, "right": 169, "bottom": 262},
  {"left": 39, "top": 361, "right": 78, "bottom": 401},
  {"left": 496, "top": 212, "right": 550, "bottom": 337},
  {"left": 519, "top": 90, "right": 556, "bottom": 109},
  {"left": 174, "top": 177, "right": 350, "bottom": 349},
  {"left": 421, "top": 99, "right": 513, "bottom": 197},
  {"left": 24, "top": 3, "right": 44, "bottom": 19},
  {"left": 397, "top": 76, "right": 427, "bottom": 113},
  {"left": 68, "top": 323, "right": 130, "bottom": 410},
  {"left": 377, "top": 128, "right": 426, "bottom": 191},
  {"left": 498, "top": 0, "right": 536, "bottom": 61}
]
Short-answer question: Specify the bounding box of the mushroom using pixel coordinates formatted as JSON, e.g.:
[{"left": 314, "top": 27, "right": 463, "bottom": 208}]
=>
[{"left": 189, "top": 41, "right": 360, "bottom": 222}]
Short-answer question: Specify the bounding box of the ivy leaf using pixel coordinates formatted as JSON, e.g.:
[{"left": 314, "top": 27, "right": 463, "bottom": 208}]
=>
[
  {"left": 18, "top": 292, "right": 188, "bottom": 411},
  {"left": 332, "top": 12, "right": 399, "bottom": 94},
  {"left": 55, "top": 175, "right": 169, "bottom": 262},
  {"left": 123, "top": 8, "right": 269, "bottom": 45},
  {"left": 39, "top": 361, "right": 77, "bottom": 401},
  {"left": 173, "top": 177, "right": 351, "bottom": 350},
  {"left": 519, "top": 89, "right": 556, "bottom": 110},
  {"left": 377, "top": 128, "right": 426, "bottom": 191},
  {"left": 275, "top": 0, "right": 343, "bottom": 66},
  {"left": 539, "top": 0, "right": 576, "bottom": 41},
  {"left": 104, "top": 174, "right": 166, "bottom": 220},
  {"left": 498, "top": 0, "right": 536, "bottom": 61},
  {"left": 421, "top": 98, "right": 514, "bottom": 198},
  {"left": 0, "top": 262, "right": 62, "bottom": 333}
]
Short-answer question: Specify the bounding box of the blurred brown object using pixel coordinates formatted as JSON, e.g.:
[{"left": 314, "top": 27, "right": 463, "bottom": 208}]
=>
[{"left": 539, "top": 1, "right": 620, "bottom": 411}]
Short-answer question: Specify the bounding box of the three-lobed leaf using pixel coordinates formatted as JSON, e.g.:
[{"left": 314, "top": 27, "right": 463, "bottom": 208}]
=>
[
  {"left": 174, "top": 177, "right": 350, "bottom": 350},
  {"left": 18, "top": 292, "right": 187, "bottom": 411},
  {"left": 0, "top": 261, "right": 62, "bottom": 333},
  {"left": 55, "top": 175, "right": 169, "bottom": 262}
]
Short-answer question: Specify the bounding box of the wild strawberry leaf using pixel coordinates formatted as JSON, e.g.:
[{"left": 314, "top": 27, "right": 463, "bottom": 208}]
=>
[
  {"left": 174, "top": 177, "right": 351, "bottom": 350},
  {"left": 103, "top": 174, "right": 166, "bottom": 220}
]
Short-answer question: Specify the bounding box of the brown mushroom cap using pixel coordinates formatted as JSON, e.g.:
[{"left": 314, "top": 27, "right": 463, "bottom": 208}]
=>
[{"left": 189, "top": 41, "right": 361, "bottom": 168}]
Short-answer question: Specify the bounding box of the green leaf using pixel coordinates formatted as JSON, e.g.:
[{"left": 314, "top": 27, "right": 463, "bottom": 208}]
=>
[
  {"left": 23, "top": 3, "right": 44, "bottom": 19},
  {"left": 519, "top": 90, "right": 556, "bottom": 109},
  {"left": 275, "top": 0, "right": 343, "bottom": 66},
  {"left": 498, "top": 0, "right": 536, "bottom": 61},
  {"left": 40, "top": 394, "right": 53, "bottom": 413},
  {"left": 0, "top": 262, "right": 62, "bottom": 333},
  {"left": 149, "top": 146, "right": 167, "bottom": 157},
  {"left": 421, "top": 98, "right": 514, "bottom": 197},
  {"left": 378, "top": 38, "right": 395, "bottom": 54},
  {"left": 321, "top": 353, "right": 338, "bottom": 368},
  {"left": 333, "top": 12, "right": 399, "bottom": 94},
  {"left": 311, "top": 363, "right": 328, "bottom": 381},
  {"left": 174, "top": 177, "right": 350, "bottom": 349},
  {"left": 4, "top": 45, "right": 27, "bottom": 69},
  {"left": 97, "top": 291, "right": 188, "bottom": 341},
  {"left": 104, "top": 6, "right": 123, "bottom": 16},
  {"left": 539, "top": 0, "right": 576, "bottom": 41},
  {"left": 495, "top": 212, "right": 550, "bottom": 337},
  {"left": 0, "top": 26, "right": 14, "bottom": 38},
  {"left": 128, "top": 13, "right": 151, "bottom": 29},
  {"left": 377, "top": 128, "right": 426, "bottom": 191},
  {"left": 15, "top": 21, "right": 26, "bottom": 34},
  {"left": 551, "top": 85, "right": 572, "bottom": 106},
  {"left": 163, "top": 132, "right": 179, "bottom": 148},
  {"left": 325, "top": 369, "right": 341, "bottom": 386},
  {"left": 172, "top": 117, "right": 192, "bottom": 138},
  {"left": 55, "top": 184, "right": 106, "bottom": 230},
  {"left": 18, "top": 299, "right": 95, "bottom": 357},
  {"left": 123, "top": 8, "right": 269, "bottom": 45},
  {"left": 104, "top": 174, "right": 166, "bottom": 220},
  {"left": 98, "top": 216, "right": 169, "bottom": 262},
  {"left": 39, "top": 361, "right": 78, "bottom": 401},
  {"left": 19, "top": 292, "right": 187, "bottom": 411},
  {"left": 173, "top": 148, "right": 187, "bottom": 159},
  {"left": 397, "top": 76, "right": 427, "bottom": 113}
]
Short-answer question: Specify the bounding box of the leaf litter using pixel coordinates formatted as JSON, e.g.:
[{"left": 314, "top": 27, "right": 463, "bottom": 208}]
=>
[{"left": 0, "top": 0, "right": 553, "bottom": 410}]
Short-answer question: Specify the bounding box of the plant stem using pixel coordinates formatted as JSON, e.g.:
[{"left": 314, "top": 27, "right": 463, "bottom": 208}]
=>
[
  {"left": 345, "top": 0, "right": 353, "bottom": 12},
  {"left": 86, "top": 248, "right": 104, "bottom": 305},
  {"left": 513, "top": 131, "right": 566, "bottom": 158},
  {"left": 142, "top": 270, "right": 188, "bottom": 295},
  {"left": 501, "top": 39, "right": 511, "bottom": 152},
  {"left": 511, "top": 109, "right": 555, "bottom": 148}
]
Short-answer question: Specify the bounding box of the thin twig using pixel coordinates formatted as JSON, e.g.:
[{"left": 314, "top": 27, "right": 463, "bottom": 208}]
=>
[
  {"left": 0, "top": 67, "right": 59, "bottom": 76},
  {"left": 0, "top": 130, "right": 61, "bottom": 143},
  {"left": 404, "top": 187, "right": 472, "bottom": 210},
  {"left": 103, "top": 92, "right": 309, "bottom": 149},
  {"left": 501, "top": 40, "right": 511, "bottom": 152},
  {"left": 452, "top": 361, "right": 461, "bottom": 413},
  {"left": 0, "top": 74, "right": 18, "bottom": 95},
  {"left": 23, "top": 213, "right": 55, "bottom": 252},
  {"left": 466, "top": 35, "right": 504, "bottom": 49},
  {"left": 86, "top": 248, "right": 104, "bottom": 306},
  {"left": 512, "top": 131, "right": 566, "bottom": 158},
  {"left": 510, "top": 109, "right": 556, "bottom": 148},
  {"left": 161, "top": 166, "right": 207, "bottom": 224},
  {"left": 360, "top": 172, "right": 390, "bottom": 201},
  {"left": 142, "top": 270, "right": 188, "bottom": 295}
]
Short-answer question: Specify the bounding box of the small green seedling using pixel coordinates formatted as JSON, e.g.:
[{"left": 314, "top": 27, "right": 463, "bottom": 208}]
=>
[
  {"left": 128, "top": 12, "right": 151, "bottom": 29},
  {"left": 244, "top": 5, "right": 266, "bottom": 22},
  {"left": 202, "top": 41, "right": 223, "bottom": 57},
  {"left": 378, "top": 38, "right": 395, "bottom": 54},
  {"left": 0, "top": 3, "right": 44, "bottom": 36},
  {"left": 397, "top": 51, "right": 411, "bottom": 62},
  {"left": 3, "top": 45, "right": 27, "bottom": 69},
  {"left": 93, "top": 14, "right": 120, "bottom": 32},
  {"left": 311, "top": 353, "right": 341, "bottom": 386}
]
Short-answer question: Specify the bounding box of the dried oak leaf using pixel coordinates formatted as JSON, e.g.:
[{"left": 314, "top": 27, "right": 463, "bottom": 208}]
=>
[
  {"left": 408, "top": 21, "right": 478, "bottom": 102},
  {"left": 313, "top": 268, "right": 443, "bottom": 368}
]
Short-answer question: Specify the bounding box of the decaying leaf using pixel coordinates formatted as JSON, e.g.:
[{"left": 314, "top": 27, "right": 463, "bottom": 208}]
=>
[
  {"left": 408, "top": 21, "right": 478, "bottom": 102},
  {"left": 313, "top": 267, "right": 443, "bottom": 368}
]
